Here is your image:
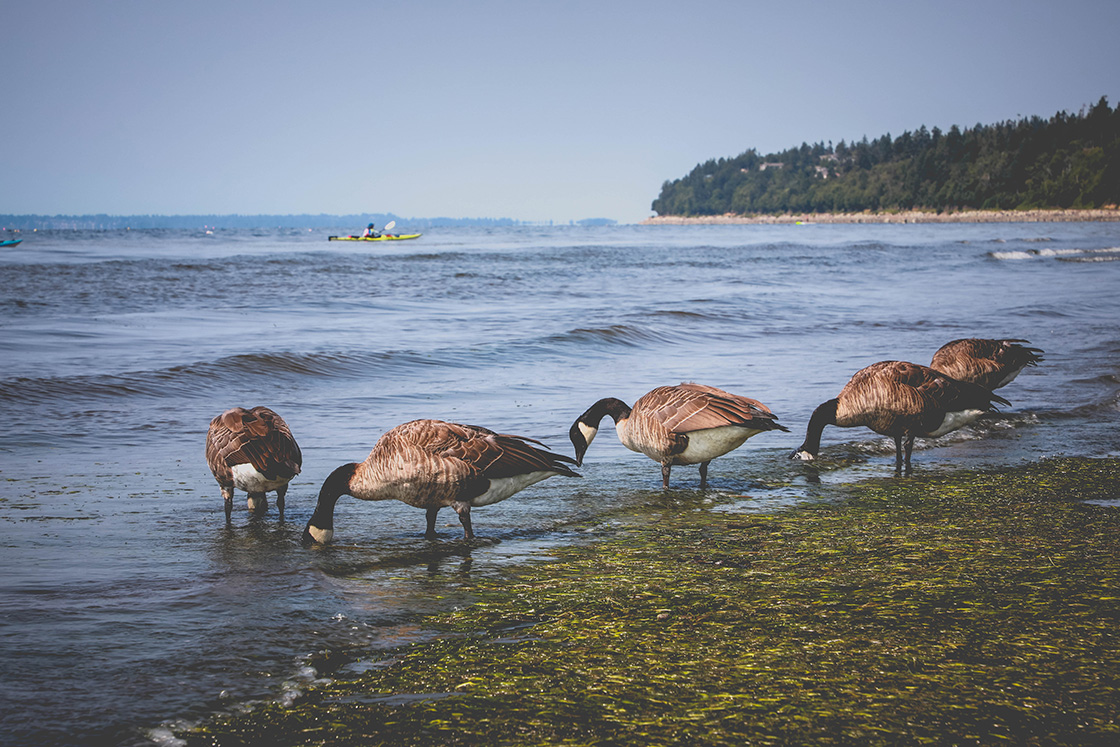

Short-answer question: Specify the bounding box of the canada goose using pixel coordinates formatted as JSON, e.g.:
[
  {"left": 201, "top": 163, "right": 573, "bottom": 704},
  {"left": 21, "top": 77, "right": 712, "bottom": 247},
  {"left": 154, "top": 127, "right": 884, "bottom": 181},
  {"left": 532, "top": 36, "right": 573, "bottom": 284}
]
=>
[
  {"left": 790, "top": 361, "right": 1010, "bottom": 472},
  {"left": 302, "top": 419, "right": 579, "bottom": 544},
  {"left": 206, "top": 406, "right": 302, "bottom": 521},
  {"left": 931, "top": 338, "right": 1044, "bottom": 390},
  {"left": 569, "top": 382, "right": 789, "bottom": 489}
]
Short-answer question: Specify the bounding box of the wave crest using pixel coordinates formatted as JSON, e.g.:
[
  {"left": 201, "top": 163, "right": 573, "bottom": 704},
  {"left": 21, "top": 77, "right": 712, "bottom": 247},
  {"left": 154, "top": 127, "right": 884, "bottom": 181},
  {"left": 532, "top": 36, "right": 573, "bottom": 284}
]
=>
[
  {"left": 0, "top": 349, "right": 474, "bottom": 405},
  {"left": 989, "top": 246, "right": 1120, "bottom": 261},
  {"left": 550, "top": 324, "right": 675, "bottom": 348}
]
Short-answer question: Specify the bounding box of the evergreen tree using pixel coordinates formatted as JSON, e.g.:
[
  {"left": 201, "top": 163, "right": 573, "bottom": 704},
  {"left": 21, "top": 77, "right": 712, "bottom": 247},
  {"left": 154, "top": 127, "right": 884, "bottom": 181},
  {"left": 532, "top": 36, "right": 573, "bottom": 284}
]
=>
[{"left": 652, "top": 99, "right": 1120, "bottom": 216}]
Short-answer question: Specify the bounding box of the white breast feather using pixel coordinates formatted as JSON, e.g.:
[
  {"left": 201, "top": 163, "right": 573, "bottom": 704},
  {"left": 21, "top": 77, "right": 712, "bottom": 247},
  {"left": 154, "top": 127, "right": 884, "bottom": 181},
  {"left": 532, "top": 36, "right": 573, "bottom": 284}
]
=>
[
  {"left": 472, "top": 471, "right": 555, "bottom": 506},
  {"left": 676, "top": 425, "right": 758, "bottom": 464},
  {"left": 231, "top": 463, "right": 290, "bottom": 493},
  {"left": 929, "top": 408, "right": 985, "bottom": 438}
]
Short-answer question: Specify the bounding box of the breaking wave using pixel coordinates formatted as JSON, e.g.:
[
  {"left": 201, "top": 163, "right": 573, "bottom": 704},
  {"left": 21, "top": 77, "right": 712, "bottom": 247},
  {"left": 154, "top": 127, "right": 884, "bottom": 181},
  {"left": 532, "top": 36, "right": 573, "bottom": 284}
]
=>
[{"left": 988, "top": 246, "right": 1120, "bottom": 261}]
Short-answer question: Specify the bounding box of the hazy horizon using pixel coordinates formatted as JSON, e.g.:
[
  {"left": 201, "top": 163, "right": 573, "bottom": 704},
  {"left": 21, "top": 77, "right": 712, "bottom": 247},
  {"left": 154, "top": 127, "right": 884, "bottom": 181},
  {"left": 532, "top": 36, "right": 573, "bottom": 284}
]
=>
[{"left": 0, "top": 212, "right": 620, "bottom": 230}]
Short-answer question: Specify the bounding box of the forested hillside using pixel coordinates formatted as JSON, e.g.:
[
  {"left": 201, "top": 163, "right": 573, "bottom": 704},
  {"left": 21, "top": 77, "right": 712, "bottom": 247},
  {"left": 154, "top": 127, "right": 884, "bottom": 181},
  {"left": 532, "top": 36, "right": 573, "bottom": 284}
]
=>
[{"left": 651, "top": 97, "right": 1119, "bottom": 216}]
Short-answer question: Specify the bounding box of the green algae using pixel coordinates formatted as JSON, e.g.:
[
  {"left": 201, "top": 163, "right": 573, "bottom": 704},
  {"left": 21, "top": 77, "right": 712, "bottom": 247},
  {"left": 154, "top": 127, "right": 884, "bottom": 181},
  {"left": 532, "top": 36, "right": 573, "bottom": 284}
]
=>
[{"left": 180, "top": 458, "right": 1120, "bottom": 746}]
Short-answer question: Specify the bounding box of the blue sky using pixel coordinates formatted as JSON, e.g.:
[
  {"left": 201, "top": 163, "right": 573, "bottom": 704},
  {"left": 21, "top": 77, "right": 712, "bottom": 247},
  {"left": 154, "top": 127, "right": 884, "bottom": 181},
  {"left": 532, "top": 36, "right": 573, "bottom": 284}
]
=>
[{"left": 4, "top": 0, "right": 1118, "bottom": 223}]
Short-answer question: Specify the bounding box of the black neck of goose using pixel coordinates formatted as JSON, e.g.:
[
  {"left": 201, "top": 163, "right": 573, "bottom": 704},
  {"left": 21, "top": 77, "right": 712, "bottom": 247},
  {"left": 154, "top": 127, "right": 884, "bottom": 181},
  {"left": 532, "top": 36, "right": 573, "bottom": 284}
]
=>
[
  {"left": 303, "top": 463, "right": 357, "bottom": 539},
  {"left": 796, "top": 399, "right": 839, "bottom": 457},
  {"left": 587, "top": 397, "right": 632, "bottom": 425},
  {"left": 569, "top": 398, "right": 632, "bottom": 466}
]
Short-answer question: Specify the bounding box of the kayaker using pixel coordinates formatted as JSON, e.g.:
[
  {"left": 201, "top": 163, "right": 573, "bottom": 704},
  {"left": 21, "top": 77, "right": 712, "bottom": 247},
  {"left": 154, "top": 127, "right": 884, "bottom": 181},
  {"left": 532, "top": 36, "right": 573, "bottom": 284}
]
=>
[{"left": 362, "top": 223, "right": 381, "bottom": 238}]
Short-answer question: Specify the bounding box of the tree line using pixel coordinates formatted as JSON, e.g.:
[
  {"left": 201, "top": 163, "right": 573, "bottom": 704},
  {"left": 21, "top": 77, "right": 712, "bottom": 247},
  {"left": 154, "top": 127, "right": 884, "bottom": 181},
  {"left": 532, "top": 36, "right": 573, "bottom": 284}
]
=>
[{"left": 651, "top": 97, "right": 1120, "bottom": 216}]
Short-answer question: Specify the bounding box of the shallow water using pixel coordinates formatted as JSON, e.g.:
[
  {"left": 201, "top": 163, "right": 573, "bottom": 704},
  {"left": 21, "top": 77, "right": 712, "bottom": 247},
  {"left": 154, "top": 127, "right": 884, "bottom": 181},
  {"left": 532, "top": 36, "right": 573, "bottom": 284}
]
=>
[{"left": 1, "top": 223, "right": 1118, "bottom": 746}]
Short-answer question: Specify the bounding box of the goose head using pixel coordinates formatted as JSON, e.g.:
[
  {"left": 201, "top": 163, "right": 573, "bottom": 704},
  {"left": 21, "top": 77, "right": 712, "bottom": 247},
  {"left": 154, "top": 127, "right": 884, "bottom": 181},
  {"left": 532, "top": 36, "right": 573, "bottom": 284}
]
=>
[
  {"left": 302, "top": 463, "right": 358, "bottom": 546},
  {"left": 569, "top": 397, "right": 631, "bottom": 466}
]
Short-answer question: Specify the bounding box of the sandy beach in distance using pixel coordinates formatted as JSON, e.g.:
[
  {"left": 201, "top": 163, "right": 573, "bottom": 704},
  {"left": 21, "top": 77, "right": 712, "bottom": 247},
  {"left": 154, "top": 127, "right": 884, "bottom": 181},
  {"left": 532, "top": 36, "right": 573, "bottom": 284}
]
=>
[{"left": 641, "top": 208, "right": 1120, "bottom": 225}]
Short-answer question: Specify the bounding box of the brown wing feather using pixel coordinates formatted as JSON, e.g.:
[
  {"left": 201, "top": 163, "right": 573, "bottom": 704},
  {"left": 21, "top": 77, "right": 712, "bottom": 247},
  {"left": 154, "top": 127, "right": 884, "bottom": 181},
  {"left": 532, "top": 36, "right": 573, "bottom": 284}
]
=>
[
  {"left": 205, "top": 407, "right": 302, "bottom": 483},
  {"left": 638, "top": 383, "right": 783, "bottom": 433},
  {"left": 839, "top": 362, "right": 930, "bottom": 424},
  {"left": 377, "top": 420, "right": 577, "bottom": 482},
  {"left": 838, "top": 361, "right": 1007, "bottom": 435},
  {"left": 205, "top": 413, "right": 238, "bottom": 484},
  {"left": 931, "top": 338, "right": 1043, "bottom": 389}
]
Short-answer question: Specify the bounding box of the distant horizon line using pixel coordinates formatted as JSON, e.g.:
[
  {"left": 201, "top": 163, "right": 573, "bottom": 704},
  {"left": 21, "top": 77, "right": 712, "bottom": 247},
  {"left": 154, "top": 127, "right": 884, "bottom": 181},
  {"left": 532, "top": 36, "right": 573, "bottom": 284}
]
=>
[{"left": 0, "top": 213, "right": 621, "bottom": 230}]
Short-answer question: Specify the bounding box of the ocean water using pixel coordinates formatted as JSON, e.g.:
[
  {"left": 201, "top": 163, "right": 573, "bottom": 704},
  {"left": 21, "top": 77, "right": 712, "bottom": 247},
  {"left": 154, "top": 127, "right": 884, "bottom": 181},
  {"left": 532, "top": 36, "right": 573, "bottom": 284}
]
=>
[{"left": 1, "top": 223, "right": 1118, "bottom": 746}]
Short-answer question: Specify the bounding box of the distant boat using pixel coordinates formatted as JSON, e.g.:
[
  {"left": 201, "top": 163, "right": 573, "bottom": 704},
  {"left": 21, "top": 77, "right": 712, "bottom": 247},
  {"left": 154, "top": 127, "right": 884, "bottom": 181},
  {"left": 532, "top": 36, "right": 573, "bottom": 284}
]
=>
[
  {"left": 328, "top": 234, "right": 422, "bottom": 242},
  {"left": 0, "top": 238, "right": 22, "bottom": 248}
]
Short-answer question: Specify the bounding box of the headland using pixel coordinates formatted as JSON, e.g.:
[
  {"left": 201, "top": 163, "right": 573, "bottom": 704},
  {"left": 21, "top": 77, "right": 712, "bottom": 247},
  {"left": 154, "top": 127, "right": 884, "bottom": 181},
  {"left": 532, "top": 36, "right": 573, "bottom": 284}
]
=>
[{"left": 642, "top": 208, "right": 1120, "bottom": 225}]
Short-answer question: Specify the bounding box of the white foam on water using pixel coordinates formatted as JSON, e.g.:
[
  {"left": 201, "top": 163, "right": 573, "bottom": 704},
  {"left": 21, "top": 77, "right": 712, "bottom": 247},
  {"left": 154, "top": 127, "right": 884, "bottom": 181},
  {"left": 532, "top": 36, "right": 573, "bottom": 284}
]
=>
[
  {"left": 1058, "top": 254, "right": 1120, "bottom": 263},
  {"left": 146, "top": 723, "right": 190, "bottom": 747},
  {"left": 990, "top": 245, "right": 1120, "bottom": 261}
]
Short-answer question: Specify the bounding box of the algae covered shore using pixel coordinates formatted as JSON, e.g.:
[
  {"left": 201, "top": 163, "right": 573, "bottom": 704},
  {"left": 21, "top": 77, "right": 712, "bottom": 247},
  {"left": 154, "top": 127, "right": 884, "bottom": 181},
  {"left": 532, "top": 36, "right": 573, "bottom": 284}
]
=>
[{"left": 179, "top": 458, "right": 1120, "bottom": 746}]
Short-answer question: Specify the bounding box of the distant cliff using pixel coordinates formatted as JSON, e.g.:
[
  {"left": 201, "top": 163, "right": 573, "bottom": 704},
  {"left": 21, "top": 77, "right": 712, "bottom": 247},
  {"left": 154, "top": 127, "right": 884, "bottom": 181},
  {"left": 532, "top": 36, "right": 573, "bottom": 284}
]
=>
[{"left": 652, "top": 97, "right": 1119, "bottom": 217}]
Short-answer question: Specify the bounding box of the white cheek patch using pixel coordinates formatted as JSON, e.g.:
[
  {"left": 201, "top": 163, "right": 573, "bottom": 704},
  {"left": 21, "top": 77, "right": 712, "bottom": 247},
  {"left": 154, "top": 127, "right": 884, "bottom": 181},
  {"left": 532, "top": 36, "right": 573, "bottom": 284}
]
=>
[
  {"left": 579, "top": 423, "right": 598, "bottom": 447},
  {"left": 794, "top": 450, "right": 815, "bottom": 461},
  {"left": 929, "top": 409, "right": 985, "bottom": 438},
  {"left": 307, "top": 525, "right": 334, "bottom": 544}
]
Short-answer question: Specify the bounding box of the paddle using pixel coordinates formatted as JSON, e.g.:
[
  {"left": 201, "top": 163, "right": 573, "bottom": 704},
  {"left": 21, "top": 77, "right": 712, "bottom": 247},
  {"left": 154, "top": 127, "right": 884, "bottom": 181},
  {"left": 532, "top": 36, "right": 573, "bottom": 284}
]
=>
[
  {"left": 330, "top": 222, "right": 398, "bottom": 241},
  {"left": 348, "top": 220, "right": 397, "bottom": 239}
]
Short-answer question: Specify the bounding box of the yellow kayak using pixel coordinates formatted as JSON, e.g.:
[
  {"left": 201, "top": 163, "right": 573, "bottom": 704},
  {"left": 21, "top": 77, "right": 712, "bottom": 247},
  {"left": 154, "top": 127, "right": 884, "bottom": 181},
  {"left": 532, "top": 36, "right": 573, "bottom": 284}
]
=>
[{"left": 328, "top": 234, "right": 422, "bottom": 242}]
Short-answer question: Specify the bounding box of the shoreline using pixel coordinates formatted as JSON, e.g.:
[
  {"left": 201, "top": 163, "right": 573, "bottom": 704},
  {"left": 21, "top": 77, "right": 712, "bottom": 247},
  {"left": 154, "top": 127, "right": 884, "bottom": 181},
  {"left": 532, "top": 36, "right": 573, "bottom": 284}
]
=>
[
  {"left": 641, "top": 208, "right": 1120, "bottom": 225},
  {"left": 178, "top": 457, "right": 1120, "bottom": 746}
]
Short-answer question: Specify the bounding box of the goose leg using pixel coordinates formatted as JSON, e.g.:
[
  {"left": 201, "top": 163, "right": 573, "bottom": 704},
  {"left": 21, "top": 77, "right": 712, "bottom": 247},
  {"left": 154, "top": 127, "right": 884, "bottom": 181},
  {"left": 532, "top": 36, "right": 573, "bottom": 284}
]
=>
[
  {"left": 452, "top": 502, "right": 474, "bottom": 540},
  {"left": 276, "top": 486, "right": 286, "bottom": 522},
  {"left": 893, "top": 435, "right": 904, "bottom": 473},
  {"left": 699, "top": 461, "right": 710, "bottom": 490},
  {"left": 222, "top": 485, "right": 234, "bottom": 523},
  {"left": 904, "top": 436, "right": 915, "bottom": 476},
  {"left": 425, "top": 507, "right": 440, "bottom": 539},
  {"left": 661, "top": 462, "right": 672, "bottom": 489}
]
